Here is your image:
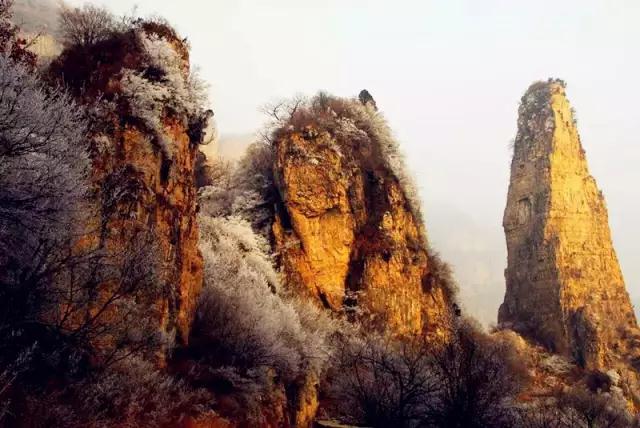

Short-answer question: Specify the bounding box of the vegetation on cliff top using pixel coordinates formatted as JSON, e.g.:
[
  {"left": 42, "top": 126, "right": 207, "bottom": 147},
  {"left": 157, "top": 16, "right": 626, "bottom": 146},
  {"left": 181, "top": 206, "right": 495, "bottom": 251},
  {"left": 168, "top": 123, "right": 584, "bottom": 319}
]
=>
[
  {"left": 263, "top": 92, "right": 425, "bottom": 229},
  {"left": 51, "top": 4, "right": 210, "bottom": 158}
]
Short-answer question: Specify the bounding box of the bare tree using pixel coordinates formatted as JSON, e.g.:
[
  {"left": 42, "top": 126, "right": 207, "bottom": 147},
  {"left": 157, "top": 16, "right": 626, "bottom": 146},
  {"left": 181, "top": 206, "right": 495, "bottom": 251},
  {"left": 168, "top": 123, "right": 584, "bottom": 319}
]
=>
[
  {"left": 427, "top": 320, "right": 524, "bottom": 428},
  {"left": 328, "top": 333, "right": 440, "bottom": 428},
  {"left": 328, "top": 320, "right": 526, "bottom": 428},
  {"left": 58, "top": 4, "right": 120, "bottom": 48}
]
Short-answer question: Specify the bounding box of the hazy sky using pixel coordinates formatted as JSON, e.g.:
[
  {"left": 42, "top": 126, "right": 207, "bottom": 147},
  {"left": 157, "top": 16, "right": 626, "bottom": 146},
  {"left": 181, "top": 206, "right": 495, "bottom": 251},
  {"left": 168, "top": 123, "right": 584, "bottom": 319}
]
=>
[{"left": 69, "top": 0, "right": 640, "bottom": 321}]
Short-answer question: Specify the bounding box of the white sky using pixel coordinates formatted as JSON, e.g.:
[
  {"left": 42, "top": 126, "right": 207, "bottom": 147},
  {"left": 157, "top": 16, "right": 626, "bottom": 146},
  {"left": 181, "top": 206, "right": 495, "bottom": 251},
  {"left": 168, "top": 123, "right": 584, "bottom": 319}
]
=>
[{"left": 70, "top": 0, "right": 640, "bottom": 321}]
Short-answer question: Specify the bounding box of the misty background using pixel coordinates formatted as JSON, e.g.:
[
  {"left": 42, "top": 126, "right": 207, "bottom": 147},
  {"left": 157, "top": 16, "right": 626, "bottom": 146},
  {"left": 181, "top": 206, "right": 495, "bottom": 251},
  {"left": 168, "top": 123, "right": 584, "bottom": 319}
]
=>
[{"left": 23, "top": 0, "right": 640, "bottom": 325}]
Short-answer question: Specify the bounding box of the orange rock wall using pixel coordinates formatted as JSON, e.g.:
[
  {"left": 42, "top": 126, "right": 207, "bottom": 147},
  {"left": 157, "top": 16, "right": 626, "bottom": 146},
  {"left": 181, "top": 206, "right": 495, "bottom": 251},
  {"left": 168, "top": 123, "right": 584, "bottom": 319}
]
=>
[
  {"left": 92, "top": 117, "right": 203, "bottom": 344},
  {"left": 273, "top": 130, "right": 452, "bottom": 338},
  {"left": 500, "top": 82, "right": 638, "bottom": 369}
]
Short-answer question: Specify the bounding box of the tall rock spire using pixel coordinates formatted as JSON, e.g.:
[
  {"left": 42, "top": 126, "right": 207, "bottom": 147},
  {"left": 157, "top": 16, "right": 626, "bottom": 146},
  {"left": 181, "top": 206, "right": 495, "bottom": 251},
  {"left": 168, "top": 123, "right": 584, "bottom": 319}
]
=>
[{"left": 499, "top": 80, "right": 637, "bottom": 369}]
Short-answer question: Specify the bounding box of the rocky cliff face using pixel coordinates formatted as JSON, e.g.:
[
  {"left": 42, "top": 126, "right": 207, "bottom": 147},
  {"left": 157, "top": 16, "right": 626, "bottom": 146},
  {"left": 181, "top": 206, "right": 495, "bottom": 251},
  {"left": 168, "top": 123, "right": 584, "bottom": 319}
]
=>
[
  {"left": 271, "top": 94, "right": 455, "bottom": 338},
  {"left": 499, "top": 80, "right": 638, "bottom": 369},
  {"left": 49, "top": 23, "right": 209, "bottom": 344}
]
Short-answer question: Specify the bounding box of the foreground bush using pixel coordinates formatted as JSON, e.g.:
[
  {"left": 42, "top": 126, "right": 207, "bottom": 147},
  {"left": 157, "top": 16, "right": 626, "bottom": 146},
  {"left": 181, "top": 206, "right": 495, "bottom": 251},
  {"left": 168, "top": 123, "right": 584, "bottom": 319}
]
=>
[
  {"left": 328, "top": 320, "right": 525, "bottom": 428},
  {"left": 20, "top": 356, "right": 212, "bottom": 427},
  {"left": 194, "top": 215, "right": 337, "bottom": 377}
]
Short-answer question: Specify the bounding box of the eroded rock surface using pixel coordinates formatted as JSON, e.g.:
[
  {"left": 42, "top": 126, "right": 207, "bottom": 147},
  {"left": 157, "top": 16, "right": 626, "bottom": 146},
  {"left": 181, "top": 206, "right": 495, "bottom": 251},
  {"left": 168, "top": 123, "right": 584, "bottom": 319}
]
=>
[
  {"left": 49, "top": 24, "right": 205, "bottom": 344},
  {"left": 272, "top": 96, "right": 454, "bottom": 338},
  {"left": 499, "top": 80, "right": 638, "bottom": 369}
]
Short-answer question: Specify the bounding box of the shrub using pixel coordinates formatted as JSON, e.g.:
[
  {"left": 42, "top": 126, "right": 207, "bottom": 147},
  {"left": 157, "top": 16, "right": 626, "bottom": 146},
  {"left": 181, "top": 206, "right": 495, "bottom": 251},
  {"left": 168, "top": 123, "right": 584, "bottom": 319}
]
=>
[
  {"left": 198, "top": 142, "right": 277, "bottom": 238},
  {"left": 328, "top": 319, "right": 525, "bottom": 428},
  {"left": 193, "top": 215, "right": 337, "bottom": 384},
  {"left": 20, "top": 356, "right": 212, "bottom": 427}
]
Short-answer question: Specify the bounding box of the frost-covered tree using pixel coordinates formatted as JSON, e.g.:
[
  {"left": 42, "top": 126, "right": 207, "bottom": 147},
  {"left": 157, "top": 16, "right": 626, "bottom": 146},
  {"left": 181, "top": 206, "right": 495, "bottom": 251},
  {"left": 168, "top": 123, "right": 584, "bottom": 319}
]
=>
[
  {"left": 199, "top": 142, "right": 276, "bottom": 237},
  {"left": 0, "top": 53, "right": 90, "bottom": 342},
  {"left": 0, "top": 54, "right": 89, "bottom": 261},
  {"left": 194, "top": 215, "right": 336, "bottom": 380},
  {"left": 0, "top": 52, "right": 87, "bottom": 416}
]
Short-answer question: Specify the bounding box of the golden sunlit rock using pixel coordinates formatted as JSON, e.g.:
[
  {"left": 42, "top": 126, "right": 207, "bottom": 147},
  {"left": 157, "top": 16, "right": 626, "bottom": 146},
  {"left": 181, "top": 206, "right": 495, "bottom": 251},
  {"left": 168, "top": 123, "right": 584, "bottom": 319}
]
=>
[
  {"left": 500, "top": 80, "right": 638, "bottom": 370},
  {"left": 273, "top": 127, "right": 453, "bottom": 338}
]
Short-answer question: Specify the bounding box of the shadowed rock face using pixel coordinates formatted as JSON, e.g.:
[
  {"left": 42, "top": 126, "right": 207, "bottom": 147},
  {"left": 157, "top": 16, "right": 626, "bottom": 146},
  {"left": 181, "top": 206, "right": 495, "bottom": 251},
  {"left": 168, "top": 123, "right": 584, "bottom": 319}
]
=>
[
  {"left": 499, "top": 81, "right": 638, "bottom": 369},
  {"left": 272, "top": 105, "right": 454, "bottom": 339}
]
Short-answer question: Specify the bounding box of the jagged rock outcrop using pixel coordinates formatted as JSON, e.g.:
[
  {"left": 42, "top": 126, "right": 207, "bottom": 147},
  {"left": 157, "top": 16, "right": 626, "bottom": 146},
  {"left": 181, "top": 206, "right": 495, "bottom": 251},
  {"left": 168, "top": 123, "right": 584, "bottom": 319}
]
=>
[
  {"left": 499, "top": 80, "right": 639, "bottom": 369},
  {"left": 49, "top": 22, "right": 206, "bottom": 344},
  {"left": 271, "top": 93, "right": 455, "bottom": 338}
]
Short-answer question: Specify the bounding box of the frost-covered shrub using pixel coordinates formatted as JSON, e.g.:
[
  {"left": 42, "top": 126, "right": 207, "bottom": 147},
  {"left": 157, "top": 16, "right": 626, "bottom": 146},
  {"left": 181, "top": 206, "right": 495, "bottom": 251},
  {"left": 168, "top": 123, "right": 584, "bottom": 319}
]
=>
[
  {"left": 199, "top": 215, "right": 278, "bottom": 291},
  {"left": 515, "top": 384, "right": 637, "bottom": 428},
  {"left": 21, "top": 356, "right": 212, "bottom": 428},
  {"left": 557, "top": 386, "right": 634, "bottom": 428},
  {"left": 288, "top": 296, "right": 345, "bottom": 375},
  {"left": 82, "top": 357, "right": 211, "bottom": 427},
  {"left": 199, "top": 142, "right": 276, "bottom": 238},
  {"left": 194, "top": 215, "right": 337, "bottom": 386}
]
